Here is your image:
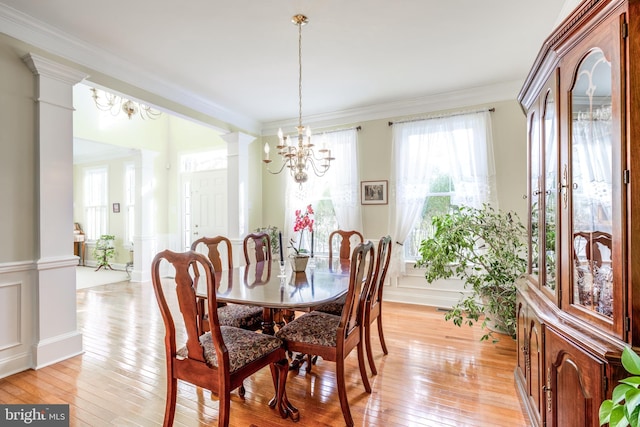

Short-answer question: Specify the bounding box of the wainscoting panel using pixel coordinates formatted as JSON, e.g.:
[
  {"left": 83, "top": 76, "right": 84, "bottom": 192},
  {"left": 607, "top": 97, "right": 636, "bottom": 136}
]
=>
[
  {"left": 0, "top": 261, "right": 35, "bottom": 378},
  {"left": 0, "top": 282, "right": 20, "bottom": 351}
]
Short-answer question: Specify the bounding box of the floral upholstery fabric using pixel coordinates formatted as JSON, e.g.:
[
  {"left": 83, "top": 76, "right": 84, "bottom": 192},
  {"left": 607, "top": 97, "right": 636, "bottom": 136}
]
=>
[
  {"left": 177, "top": 326, "right": 283, "bottom": 373},
  {"left": 217, "top": 304, "right": 264, "bottom": 330},
  {"left": 275, "top": 311, "right": 340, "bottom": 347},
  {"left": 313, "top": 295, "right": 346, "bottom": 316}
]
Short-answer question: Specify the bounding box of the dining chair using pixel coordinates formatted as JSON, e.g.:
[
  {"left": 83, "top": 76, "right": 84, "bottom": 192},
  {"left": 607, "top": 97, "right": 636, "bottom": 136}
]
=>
[
  {"left": 191, "top": 236, "right": 264, "bottom": 332},
  {"left": 363, "top": 235, "right": 392, "bottom": 375},
  {"left": 329, "top": 229, "right": 364, "bottom": 263},
  {"left": 315, "top": 230, "right": 365, "bottom": 316},
  {"left": 243, "top": 232, "right": 272, "bottom": 264},
  {"left": 243, "top": 231, "right": 289, "bottom": 326},
  {"left": 275, "top": 241, "right": 375, "bottom": 427},
  {"left": 150, "top": 249, "right": 296, "bottom": 427}
]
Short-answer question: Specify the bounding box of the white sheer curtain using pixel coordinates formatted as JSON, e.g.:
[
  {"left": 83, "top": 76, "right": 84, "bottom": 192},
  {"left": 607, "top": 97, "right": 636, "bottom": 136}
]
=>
[
  {"left": 285, "top": 128, "right": 361, "bottom": 247},
  {"left": 388, "top": 110, "right": 497, "bottom": 279},
  {"left": 571, "top": 118, "right": 612, "bottom": 230},
  {"left": 323, "top": 129, "right": 362, "bottom": 231}
]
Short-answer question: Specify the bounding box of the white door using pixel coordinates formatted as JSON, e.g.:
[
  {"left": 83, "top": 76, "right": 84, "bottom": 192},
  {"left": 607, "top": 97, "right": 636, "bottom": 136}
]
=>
[{"left": 183, "top": 170, "right": 227, "bottom": 249}]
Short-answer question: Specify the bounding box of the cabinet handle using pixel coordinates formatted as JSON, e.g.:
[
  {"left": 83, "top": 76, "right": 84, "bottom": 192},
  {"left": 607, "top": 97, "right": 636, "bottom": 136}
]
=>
[
  {"left": 545, "top": 368, "right": 552, "bottom": 412},
  {"left": 560, "top": 164, "right": 569, "bottom": 209}
]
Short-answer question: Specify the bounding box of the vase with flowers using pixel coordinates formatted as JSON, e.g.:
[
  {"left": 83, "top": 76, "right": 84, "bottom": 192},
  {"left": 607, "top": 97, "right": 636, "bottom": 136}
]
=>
[{"left": 289, "top": 204, "right": 314, "bottom": 272}]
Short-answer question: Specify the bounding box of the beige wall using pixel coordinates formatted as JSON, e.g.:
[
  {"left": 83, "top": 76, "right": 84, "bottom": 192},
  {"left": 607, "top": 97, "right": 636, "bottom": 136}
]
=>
[
  {"left": 260, "top": 99, "right": 528, "bottom": 240},
  {"left": 0, "top": 36, "right": 37, "bottom": 263}
]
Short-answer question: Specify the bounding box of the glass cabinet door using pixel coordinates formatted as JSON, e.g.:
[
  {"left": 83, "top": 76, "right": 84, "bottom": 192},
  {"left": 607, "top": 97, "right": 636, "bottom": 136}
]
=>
[
  {"left": 542, "top": 82, "right": 558, "bottom": 296},
  {"left": 570, "top": 48, "right": 613, "bottom": 319},
  {"left": 528, "top": 111, "right": 541, "bottom": 281},
  {"left": 561, "top": 11, "right": 627, "bottom": 339}
]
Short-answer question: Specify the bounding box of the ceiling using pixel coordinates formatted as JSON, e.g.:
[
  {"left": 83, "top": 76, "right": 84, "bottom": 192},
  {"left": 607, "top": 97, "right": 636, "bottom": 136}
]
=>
[{"left": 0, "top": 1, "right": 575, "bottom": 134}]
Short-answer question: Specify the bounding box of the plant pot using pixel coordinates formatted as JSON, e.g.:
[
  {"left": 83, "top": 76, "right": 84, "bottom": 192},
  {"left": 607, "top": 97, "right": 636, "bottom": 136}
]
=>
[{"left": 290, "top": 254, "right": 310, "bottom": 272}]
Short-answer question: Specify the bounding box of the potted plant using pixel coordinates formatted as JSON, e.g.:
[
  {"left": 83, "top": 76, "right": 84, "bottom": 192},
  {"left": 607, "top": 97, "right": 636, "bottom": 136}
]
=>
[
  {"left": 415, "top": 204, "right": 527, "bottom": 341},
  {"left": 600, "top": 346, "right": 640, "bottom": 427},
  {"left": 289, "top": 204, "right": 314, "bottom": 272},
  {"left": 93, "top": 234, "right": 116, "bottom": 271},
  {"left": 255, "top": 225, "right": 280, "bottom": 256}
]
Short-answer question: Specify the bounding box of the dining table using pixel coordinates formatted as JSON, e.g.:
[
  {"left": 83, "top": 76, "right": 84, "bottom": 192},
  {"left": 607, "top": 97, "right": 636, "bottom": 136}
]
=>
[{"left": 196, "top": 256, "right": 352, "bottom": 335}]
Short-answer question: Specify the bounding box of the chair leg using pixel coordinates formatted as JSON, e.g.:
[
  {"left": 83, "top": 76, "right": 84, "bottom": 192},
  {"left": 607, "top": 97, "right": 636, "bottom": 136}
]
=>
[
  {"left": 365, "top": 321, "right": 377, "bottom": 375},
  {"left": 268, "top": 362, "right": 282, "bottom": 411},
  {"left": 164, "top": 377, "right": 177, "bottom": 427},
  {"left": 336, "top": 358, "right": 354, "bottom": 427},
  {"left": 217, "top": 388, "right": 231, "bottom": 427},
  {"left": 377, "top": 313, "right": 388, "bottom": 355},
  {"left": 357, "top": 340, "right": 372, "bottom": 393},
  {"left": 239, "top": 383, "right": 245, "bottom": 397}
]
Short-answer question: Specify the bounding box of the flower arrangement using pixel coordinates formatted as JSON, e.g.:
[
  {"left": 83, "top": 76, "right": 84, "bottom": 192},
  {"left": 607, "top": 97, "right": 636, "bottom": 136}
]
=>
[{"left": 289, "top": 204, "right": 314, "bottom": 256}]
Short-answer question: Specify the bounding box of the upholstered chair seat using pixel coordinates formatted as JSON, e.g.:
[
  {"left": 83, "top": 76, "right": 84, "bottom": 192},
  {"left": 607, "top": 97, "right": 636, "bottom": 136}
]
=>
[
  {"left": 275, "top": 311, "right": 341, "bottom": 347},
  {"left": 215, "top": 304, "right": 264, "bottom": 331},
  {"left": 313, "top": 295, "right": 346, "bottom": 316},
  {"left": 177, "top": 326, "right": 283, "bottom": 373}
]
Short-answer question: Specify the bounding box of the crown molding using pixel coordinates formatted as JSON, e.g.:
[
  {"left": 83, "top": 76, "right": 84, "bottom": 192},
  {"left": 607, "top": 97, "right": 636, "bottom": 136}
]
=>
[
  {"left": 261, "top": 79, "right": 523, "bottom": 136},
  {"left": 0, "top": 3, "right": 261, "bottom": 134}
]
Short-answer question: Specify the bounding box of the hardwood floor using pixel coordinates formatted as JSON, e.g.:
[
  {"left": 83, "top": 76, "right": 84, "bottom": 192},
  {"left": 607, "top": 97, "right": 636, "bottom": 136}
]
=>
[{"left": 0, "top": 280, "right": 529, "bottom": 426}]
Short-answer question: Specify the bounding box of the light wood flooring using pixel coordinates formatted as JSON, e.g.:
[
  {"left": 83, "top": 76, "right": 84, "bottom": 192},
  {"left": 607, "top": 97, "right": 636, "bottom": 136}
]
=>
[{"left": 0, "top": 280, "right": 529, "bottom": 426}]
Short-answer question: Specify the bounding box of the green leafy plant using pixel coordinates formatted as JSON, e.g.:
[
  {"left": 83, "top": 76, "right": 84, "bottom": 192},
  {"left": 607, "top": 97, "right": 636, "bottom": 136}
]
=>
[
  {"left": 93, "top": 234, "right": 116, "bottom": 268},
  {"left": 255, "top": 225, "right": 280, "bottom": 255},
  {"left": 415, "top": 205, "right": 527, "bottom": 341},
  {"left": 600, "top": 347, "right": 640, "bottom": 427}
]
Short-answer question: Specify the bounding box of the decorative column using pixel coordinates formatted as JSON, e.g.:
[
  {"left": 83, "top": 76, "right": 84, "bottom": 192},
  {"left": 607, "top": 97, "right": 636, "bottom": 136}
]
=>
[
  {"left": 23, "top": 53, "right": 87, "bottom": 368},
  {"left": 221, "top": 132, "right": 255, "bottom": 265},
  {"left": 130, "top": 149, "right": 157, "bottom": 282}
]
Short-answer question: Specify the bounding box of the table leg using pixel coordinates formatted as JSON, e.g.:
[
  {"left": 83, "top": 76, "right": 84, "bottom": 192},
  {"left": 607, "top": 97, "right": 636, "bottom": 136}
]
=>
[
  {"left": 261, "top": 308, "right": 276, "bottom": 335},
  {"left": 268, "top": 358, "right": 300, "bottom": 421}
]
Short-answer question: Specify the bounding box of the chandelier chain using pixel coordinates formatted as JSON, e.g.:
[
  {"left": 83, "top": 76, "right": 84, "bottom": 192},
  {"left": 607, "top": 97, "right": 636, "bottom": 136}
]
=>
[
  {"left": 298, "top": 18, "right": 303, "bottom": 130},
  {"left": 262, "top": 14, "right": 335, "bottom": 186}
]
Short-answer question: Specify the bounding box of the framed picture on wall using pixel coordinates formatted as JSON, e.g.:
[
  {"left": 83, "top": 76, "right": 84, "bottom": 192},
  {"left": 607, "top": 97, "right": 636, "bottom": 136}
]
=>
[
  {"left": 361, "top": 180, "right": 388, "bottom": 205},
  {"left": 112, "top": 203, "right": 120, "bottom": 213}
]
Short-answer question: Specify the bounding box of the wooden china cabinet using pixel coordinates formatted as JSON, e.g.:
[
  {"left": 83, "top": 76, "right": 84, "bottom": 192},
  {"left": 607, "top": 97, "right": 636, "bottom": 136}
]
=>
[{"left": 516, "top": 0, "right": 640, "bottom": 425}]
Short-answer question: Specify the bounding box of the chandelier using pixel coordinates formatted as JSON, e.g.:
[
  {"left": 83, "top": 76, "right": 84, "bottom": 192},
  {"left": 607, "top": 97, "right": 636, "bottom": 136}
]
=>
[
  {"left": 263, "top": 14, "right": 334, "bottom": 184},
  {"left": 90, "top": 87, "right": 162, "bottom": 120}
]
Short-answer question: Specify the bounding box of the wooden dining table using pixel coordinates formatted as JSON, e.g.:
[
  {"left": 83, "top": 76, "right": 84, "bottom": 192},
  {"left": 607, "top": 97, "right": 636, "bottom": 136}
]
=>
[{"left": 196, "top": 256, "right": 351, "bottom": 335}]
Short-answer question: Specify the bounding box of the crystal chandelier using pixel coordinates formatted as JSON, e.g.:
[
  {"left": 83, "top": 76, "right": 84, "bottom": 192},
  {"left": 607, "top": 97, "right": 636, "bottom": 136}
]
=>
[
  {"left": 263, "top": 14, "right": 334, "bottom": 185},
  {"left": 90, "top": 87, "right": 162, "bottom": 120}
]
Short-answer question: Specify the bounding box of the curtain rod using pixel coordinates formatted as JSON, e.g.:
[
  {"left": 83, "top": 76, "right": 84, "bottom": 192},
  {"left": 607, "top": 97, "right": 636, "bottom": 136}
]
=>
[
  {"left": 388, "top": 108, "right": 495, "bottom": 126},
  {"left": 314, "top": 125, "right": 361, "bottom": 135}
]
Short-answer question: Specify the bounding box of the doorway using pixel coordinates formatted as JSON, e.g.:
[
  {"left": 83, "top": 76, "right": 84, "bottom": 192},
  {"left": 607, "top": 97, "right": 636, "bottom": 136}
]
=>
[{"left": 181, "top": 169, "right": 228, "bottom": 251}]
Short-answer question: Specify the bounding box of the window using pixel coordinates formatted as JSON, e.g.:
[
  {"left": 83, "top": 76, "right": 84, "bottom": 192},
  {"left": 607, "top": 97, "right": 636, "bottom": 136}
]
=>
[
  {"left": 180, "top": 149, "right": 227, "bottom": 172},
  {"left": 124, "top": 163, "right": 135, "bottom": 245},
  {"left": 390, "top": 111, "right": 497, "bottom": 260},
  {"left": 285, "top": 129, "right": 360, "bottom": 255},
  {"left": 83, "top": 166, "right": 108, "bottom": 241}
]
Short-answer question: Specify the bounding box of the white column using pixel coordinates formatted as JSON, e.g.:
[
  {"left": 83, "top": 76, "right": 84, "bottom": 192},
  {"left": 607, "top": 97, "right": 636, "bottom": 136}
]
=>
[
  {"left": 130, "top": 149, "right": 157, "bottom": 282},
  {"left": 23, "top": 53, "right": 87, "bottom": 368},
  {"left": 221, "top": 132, "right": 255, "bottom": 265}
]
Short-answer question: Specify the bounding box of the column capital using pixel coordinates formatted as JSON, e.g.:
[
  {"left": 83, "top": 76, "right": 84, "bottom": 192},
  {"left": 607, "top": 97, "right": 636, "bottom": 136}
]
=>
[
  {"left": 221, "top": 131, "right": 256, "bottom": 155},
  {"left": 23, "top": 53, "right": 88, "bottom": 85}
]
